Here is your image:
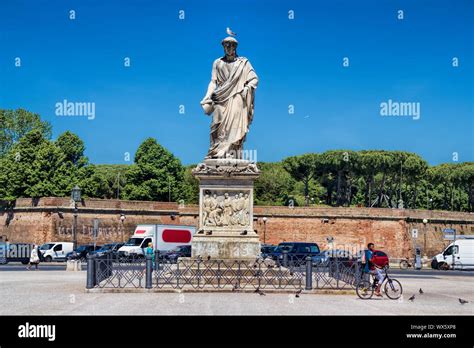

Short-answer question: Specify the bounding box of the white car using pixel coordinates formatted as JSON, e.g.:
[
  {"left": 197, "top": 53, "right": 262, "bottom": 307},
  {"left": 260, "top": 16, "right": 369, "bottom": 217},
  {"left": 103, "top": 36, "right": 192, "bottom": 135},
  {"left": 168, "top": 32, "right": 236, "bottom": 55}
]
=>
[{"left": 39, "top": 242, "right": 74, "bottom": 262}]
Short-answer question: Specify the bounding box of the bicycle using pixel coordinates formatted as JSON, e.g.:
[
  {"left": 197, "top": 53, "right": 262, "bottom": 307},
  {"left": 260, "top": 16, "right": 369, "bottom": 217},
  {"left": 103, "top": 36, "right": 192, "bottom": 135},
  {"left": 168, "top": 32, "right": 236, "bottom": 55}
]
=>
[
  {"left": 399, "top": 258, "right": 424, "bottom": 270},
  {"left": 356, "top": 266, "right": 403, "bottom": 300}
]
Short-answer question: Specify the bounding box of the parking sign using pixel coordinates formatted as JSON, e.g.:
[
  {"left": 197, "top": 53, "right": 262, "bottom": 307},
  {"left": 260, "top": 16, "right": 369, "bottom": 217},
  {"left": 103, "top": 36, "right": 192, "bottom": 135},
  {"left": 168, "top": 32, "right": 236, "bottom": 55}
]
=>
[{"left": 93, "top": 219, "right": 99, "bottom": 238}]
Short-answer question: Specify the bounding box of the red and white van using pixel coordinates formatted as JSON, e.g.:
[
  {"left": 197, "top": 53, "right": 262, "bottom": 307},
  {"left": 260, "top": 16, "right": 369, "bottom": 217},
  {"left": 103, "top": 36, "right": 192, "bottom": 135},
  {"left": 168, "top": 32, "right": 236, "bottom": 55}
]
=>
[{"left": 118, "top": 224, "right": 196, "bottom": 258}]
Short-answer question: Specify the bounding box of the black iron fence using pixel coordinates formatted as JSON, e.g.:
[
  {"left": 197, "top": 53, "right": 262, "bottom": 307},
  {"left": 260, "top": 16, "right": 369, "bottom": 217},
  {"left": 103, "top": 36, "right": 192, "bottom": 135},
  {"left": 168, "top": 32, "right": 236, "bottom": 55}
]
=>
[{"left": 86, "top": 251, "right": 363, "bottom": 291}]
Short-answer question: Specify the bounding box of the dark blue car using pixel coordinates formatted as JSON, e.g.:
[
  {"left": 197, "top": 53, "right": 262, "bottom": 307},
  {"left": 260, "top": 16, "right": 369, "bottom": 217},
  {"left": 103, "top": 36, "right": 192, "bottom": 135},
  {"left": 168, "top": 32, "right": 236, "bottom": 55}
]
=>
[{"left": 271, "top": 242, "right": 325, "bottom": 266}]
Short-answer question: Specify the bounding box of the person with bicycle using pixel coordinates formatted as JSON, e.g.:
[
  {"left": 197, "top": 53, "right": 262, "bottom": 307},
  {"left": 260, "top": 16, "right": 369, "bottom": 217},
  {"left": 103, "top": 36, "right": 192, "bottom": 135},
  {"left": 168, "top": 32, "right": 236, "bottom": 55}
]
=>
[{"left": 363, "top": 243, "right": 384, "bottom": 297}]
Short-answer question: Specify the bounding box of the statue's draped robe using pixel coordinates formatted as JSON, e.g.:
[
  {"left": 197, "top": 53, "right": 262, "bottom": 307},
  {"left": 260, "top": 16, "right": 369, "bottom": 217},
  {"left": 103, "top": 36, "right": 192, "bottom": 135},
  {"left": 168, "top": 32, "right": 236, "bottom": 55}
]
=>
[{"left": 202, "top": 57, "right": 258, "bottom": 158}]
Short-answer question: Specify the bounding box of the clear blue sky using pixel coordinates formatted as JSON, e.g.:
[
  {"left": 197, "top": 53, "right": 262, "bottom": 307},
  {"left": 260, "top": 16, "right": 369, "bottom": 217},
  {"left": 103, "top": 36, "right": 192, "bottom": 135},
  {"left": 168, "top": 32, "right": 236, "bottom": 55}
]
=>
[{"left": 1, "top": 0, "right": 473, "bottom": 165}]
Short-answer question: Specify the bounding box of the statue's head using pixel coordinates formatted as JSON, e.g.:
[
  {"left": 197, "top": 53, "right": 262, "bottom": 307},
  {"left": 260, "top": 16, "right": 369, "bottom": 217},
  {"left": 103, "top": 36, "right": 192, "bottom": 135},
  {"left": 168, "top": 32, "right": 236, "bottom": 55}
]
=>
[{"left": 222, "top": 37, "right": 238, "bottom": 58}]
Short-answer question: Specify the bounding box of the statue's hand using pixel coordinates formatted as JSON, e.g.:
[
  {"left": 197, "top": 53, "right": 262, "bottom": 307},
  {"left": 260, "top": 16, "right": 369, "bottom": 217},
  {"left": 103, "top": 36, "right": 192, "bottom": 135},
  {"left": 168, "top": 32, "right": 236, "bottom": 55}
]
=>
[{"left": 201, "top": 101, "right": 214, "bottom": 115}]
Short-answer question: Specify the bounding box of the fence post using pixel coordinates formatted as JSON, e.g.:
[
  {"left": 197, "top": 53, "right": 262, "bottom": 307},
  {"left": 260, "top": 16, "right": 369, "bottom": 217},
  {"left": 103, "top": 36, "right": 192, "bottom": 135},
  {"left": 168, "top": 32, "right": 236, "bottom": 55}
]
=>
[
  {"left": 145, "top": 254, "right": 153, "bottom": 289},
  {"left": 282, "top": 250, "right": 288, "bottom": 268},
  {"left": 86, "top": 253, "right": 95, "bottom": 289},
  {"left": 305, "top": 256, "right": 313, "bottom": 290}
]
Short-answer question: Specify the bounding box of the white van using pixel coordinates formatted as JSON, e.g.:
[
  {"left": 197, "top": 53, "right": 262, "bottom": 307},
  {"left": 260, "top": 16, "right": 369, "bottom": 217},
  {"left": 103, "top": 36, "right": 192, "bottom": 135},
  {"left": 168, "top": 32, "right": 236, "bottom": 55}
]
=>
[
  {"left": 432, "top": 239, "right": 474, "bottom": 270},
  {"left": 118, "top": 224, "right": 196, "bottom": 258},
  {"left": 39, "top": 242, "right": 74, "bottom": 262}
]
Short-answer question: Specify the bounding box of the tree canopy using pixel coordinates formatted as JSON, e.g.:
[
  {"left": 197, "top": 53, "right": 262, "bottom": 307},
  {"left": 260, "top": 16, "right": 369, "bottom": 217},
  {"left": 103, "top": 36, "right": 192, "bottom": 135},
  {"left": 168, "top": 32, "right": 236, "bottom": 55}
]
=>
[
  {"left": 0, "top": 108, "right": 51, "bottom": 157},
  {"left": 0, "top": 108, "right": 472, "bottom": 212}
]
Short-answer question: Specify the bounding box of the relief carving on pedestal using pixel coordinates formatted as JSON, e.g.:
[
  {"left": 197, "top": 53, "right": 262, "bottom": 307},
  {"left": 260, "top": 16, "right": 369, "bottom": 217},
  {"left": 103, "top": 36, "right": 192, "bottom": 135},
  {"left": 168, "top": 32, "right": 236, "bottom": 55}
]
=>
[{"left": 201, "top": 190, "right": 251, "bottom": 228}]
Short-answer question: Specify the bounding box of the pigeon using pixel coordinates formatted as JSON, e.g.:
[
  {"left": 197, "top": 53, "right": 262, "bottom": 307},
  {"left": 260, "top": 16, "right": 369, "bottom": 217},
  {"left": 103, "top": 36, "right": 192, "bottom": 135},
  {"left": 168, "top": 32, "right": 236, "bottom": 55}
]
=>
[
  {"left": 295, "top": 289, "right": 302, "bottom": 298},
  {"left": 408, "top": 294, "right": 415, "bottom": 302},
  {"left": 207, "top": 255, "right": 211, "bottom": 261},
  {"left": 240, "top": 230, "right": 247, "bottom": 235},
  {"left": 197, "top": 229, "right": 204, "bottom": 235},
  {"left": 205, "top": 230, "right": 212, "bottom": 235},
  {"left": 226, "top": 27, "right": 237, "bottom": 36},
  {"left": 254, "top": 287, "right": 265, "bottom": 296},
  {"left": 419, "top": 288, "right": 424, "bottom": 294},
  {"left": 232, "top": 283, "right": 238, "bottom": 292},
  {"left": 459, "top": 298, "right": 469, "bottom": 305}
]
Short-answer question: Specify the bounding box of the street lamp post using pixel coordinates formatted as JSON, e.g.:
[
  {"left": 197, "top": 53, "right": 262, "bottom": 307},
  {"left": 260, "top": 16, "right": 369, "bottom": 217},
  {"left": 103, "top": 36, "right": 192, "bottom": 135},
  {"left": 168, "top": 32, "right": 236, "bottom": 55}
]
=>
[
  {"left": 262, "top": 217, "right": 268, "bottom": 244},
  {"left": 71, "top": 185, "right": 82, "bottom": 251},
  {"left": 168, "top": 176, "right": 171, "bottom": 202},
  {"left": 422, "top": 218, "right": 428, "bottom": 257}
]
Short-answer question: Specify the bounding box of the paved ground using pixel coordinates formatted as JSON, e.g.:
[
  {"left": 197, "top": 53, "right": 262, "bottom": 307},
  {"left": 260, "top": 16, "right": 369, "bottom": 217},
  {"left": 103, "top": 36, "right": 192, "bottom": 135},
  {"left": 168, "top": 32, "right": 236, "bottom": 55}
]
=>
[{"left": 0, "top": 266, "right": 473, "bottom": 315}]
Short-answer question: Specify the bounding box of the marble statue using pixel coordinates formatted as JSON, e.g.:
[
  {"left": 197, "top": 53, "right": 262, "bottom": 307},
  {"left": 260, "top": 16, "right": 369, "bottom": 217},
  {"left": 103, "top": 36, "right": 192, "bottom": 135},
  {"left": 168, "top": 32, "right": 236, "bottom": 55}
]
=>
[{"left": 200, "top": 33, "right": 259, "bottom": 159}]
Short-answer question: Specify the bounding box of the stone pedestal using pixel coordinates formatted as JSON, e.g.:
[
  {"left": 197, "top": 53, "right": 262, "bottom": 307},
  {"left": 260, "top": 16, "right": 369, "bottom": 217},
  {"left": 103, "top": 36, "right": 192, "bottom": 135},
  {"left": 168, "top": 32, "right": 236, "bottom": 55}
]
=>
[{"left": 191, "top": 159, "right": 261, "bottom": 260}]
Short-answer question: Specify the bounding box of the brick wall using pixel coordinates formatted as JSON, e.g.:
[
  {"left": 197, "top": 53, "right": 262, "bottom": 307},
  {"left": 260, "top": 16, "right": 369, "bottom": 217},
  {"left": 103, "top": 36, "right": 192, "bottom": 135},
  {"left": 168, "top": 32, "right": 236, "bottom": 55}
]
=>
[{"left": 1, "top": 198, "right": 472, "bottom": 258}]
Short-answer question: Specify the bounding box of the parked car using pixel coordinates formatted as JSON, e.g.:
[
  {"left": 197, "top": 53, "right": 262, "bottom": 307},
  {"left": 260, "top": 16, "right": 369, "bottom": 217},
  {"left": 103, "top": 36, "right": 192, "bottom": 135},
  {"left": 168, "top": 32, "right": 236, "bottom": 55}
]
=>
[
  {"left": 321, "top": 249, "right": 354, "bottom": 263},
  {"left": 271, "top": 242, "right": 324, "bottom": 266},
  {"left": 260, "top": 244, "right": 277, "bottom": 259},
  {"left": 66, "top": 244, "right": 102, "bottom": 262},
  {"left": 353, "top": 249, "right": 389, "bottom": 269},
  {"left": 90, "top": 243, "right": 124, "bottom": 257},
  {"left": 39, "top": 242, "right": 74, "bottom": 262},
  {"left": 163, "top": 245, "right": 192, "bottom": 263},
  {"left": 370, "top": 250, "right": 389, "bottom": 268}
]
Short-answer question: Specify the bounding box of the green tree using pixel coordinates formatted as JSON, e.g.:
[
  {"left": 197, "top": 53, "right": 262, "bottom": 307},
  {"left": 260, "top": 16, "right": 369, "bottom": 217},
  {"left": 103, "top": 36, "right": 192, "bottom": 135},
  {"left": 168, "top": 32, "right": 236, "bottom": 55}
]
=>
[
  {"left": 317, "top": 150, "right": 359, "bottom": 206},
  {"left": 282, "top": 153, "right": 319, "bottom": 206},
  {"left": 181, "top": 165, "right": 199, "bottom": 204},
  {"left": 122, "top": 138, "right": 185, "bottom": 201},
  {"left": 0, "top": 130, "right": 66, "bottom": 199},
  {"left": 0, "top": 109, "right": 51, "bottom": 157},
  {"left": 95, "top": 164, "right": 130, "bottom": 199},
  {"left": 254, "top": 162, "right": 296, "bottom": 205},
  {"left": 78, "top": 165, "right": 112, "bottom": 199}
]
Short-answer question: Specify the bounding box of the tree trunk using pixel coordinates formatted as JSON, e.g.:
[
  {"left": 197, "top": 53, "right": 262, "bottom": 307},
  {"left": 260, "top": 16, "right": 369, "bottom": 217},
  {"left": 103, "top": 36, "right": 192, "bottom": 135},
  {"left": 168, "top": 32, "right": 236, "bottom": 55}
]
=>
[
  {"left": 304, "top": 178, "right": 309, "bottom": 206},
  {"left": 443, "top": 184, "right": 448, "bottom": 210},
  {"left": 336, "top": 170, "right": 342, "bottom": 206},
  {"left": 377, "top": 171, "right": 387, "bottom": 207},
  {"left": 365, "top": 176, "right": 371, "bottom": 207},
  {"left": 413, "top": 182, "right": 418, "bottom": 209},
  {"left": 469, "top": 184, "right": 473, "bottom": 212},
  {"left": 347, "top": 175, "right": 352, "bottom": 207}
]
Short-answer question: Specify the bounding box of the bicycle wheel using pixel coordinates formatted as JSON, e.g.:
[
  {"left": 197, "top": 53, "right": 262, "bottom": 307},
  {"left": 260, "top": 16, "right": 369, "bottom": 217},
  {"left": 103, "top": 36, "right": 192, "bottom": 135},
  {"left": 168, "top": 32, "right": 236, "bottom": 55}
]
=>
[
  {"left": 356, "top": 279, "right": 374, "bottom": 300},
  {"left": 384, "top": 278, "right": 403, "bottom": 300},
  {"left": 399, "top": 260, "right": 408, "bottom": 270}
]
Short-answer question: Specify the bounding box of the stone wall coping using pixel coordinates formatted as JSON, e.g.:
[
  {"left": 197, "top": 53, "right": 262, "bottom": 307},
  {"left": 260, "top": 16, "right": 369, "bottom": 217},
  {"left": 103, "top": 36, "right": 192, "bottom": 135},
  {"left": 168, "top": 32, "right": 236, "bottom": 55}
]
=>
[{"left": 3, "top": 198, "right": 473, "bottom": 223}]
